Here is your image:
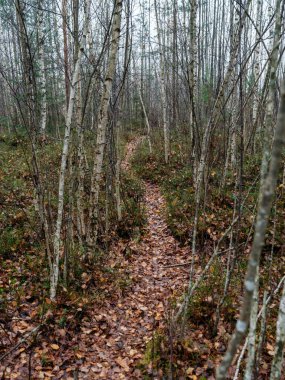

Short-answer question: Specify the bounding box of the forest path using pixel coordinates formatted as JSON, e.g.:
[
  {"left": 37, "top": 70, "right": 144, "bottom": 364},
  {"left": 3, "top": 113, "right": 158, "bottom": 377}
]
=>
[{"left": 76, "top": 137, "right": 189, "bottom": 379}]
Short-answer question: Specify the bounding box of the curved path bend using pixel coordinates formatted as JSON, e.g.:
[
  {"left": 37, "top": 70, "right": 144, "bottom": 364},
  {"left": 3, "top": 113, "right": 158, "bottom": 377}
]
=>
[{"left": 75, "top": 137, "right": 189, "bottom": 379}]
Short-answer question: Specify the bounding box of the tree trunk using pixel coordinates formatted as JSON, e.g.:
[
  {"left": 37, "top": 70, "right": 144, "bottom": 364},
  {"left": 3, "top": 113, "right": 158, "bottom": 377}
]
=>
[
  {"left": 38, "top": 2, "right": 47, "bottom": 137},
  {"left": 50, "top": 0, "right": 90, "bottom": 300},
  {"left": 87, "top": 0, "right": 123, "bottom": 248},
  {"left": 217, "top": 79, "right": 285, "bottom": 379},
  {"left": 269, "top": 281, "right": 285, "bottom": 380},
  {"left": 154, "top": 0, "right": 170, "bottom": 164}
]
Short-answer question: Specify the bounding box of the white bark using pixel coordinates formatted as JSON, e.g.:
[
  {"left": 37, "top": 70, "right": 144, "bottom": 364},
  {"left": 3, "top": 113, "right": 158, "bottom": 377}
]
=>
[
  {"left": 261, "top": 0, "right": 282, "bottom": 181},
  {"left": 38, "top": 3, "right": 47, "bottom": 136},
  {"left": 244, "top": 4, "right": 282, "bottom": 374},
  {"left": 50, "top": 57, "right": 81, "bottom": 300},
  {"left": 252, "top": 0, "right": 262, "bottom": 127},
  {"left": 138, "top": 91, "right": 152, "bottom": 154},
  {"left": 87, "top": 0, "right": 123, "bottom": 247},
  {"left": 178, "top": 0, "right": 252, "bottom": 311},
  {"left": 217, "top": 79, "right": 285, "bottom": 379},
  {"left": 75, "top": 79, "right": 86, "bottom": 239},
  {"left": 50, "top": 1, "right": 90, "bottom": 300},
  {"left": 256, "top": 291, "right": 268, "bottom": 372},
  {"left": 270, "top": 282, "right": 285, "bottom": 380},
  {"left": 115, "top": 114, "right": 123, "bottom": 223},
  {"left": 132, "top": 52, "right": 152, "bottom": 153},
  {"left": 115, "top": 174, "right": 122, "bottom": 221},
  {"left": 189, "top": 0, "right": 198, "bottom": 155},
  {"left": 234, "top": 280, "right": 285, "bottom": 380},
  {"left": 154, "top": 0, "right": 169, "bottom": 164},
  {"left": 244, "top": 270, "right": 259, "bottom": 380}
]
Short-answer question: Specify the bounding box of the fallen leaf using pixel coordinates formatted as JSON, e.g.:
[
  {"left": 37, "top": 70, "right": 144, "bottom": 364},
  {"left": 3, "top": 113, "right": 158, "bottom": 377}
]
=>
[
  {"left": 186, "top": 367, "right": 194, "bottom": 375},
  {"left": 115, "top": 357, "right": 130, "bottom": 371},
  {"left": 50, "top": 344, "right": 60, "bottom": 350}
]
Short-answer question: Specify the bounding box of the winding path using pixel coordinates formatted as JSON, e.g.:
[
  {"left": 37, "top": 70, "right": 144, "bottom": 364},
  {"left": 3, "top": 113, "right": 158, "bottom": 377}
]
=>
[{"left": 75, "top": 137, "right": 189, "bottom": 379}]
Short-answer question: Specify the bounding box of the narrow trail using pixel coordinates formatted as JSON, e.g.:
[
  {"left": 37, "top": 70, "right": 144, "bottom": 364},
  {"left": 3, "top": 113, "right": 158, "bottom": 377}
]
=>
[{"left": 76, "top": 138, "right": 190, "bottom": 379}]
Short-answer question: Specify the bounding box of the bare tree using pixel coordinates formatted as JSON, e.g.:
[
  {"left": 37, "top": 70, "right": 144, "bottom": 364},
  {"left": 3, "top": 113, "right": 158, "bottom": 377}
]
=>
[
  {"left": 87, "top": 0, "right": 123, "bottom": 248},
  {"left": 217, "top": 79, "right": 285, "bottom": 379}
]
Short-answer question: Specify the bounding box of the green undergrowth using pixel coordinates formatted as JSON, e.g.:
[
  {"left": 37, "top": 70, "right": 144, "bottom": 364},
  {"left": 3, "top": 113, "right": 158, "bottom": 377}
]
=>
[
  {"left": 0, "top": 129, "right": 147, "bottom": 374},
  {"left": 118, "top": 127, "right": 146, "bottom": 239},
  {"left": 119, "top": 170, "right": 146, "bottom": 239},
  {"left": 132, "top": 132, "right": 285, "bottom": 262},
  {"left": 133, "top": 132, "right": 285, "bottom": 377},
  {"left": 139, "top": 329, "right": 216, "bottom": 379},
  {"left": 132, "top": 135, "right": 285, "bottom": 249},
  {"left": 0, "top": 129, "right": 146, "bottom": 326}
]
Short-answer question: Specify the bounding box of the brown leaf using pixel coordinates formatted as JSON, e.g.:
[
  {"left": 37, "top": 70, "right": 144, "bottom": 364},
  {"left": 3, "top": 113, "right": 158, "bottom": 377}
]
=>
[
  {"left": 115, "top": 357, "right": 130, "bottom": 371},
  {"left": 50, "top": 344, "right": 60, "bottom": 350}
]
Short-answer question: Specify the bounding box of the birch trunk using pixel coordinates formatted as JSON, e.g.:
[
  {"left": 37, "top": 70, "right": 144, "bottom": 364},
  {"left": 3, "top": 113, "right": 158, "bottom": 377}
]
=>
[
  {"left": 38, "top": 2, "right": 47, "bottom": 136},
  {"left": 244, "top": 270, "right": 259, "bottom": 380},
  {"left": 217, "top": 78, "right": 285, "bottom": 379},
  {"left": 50, "top": 1, "right": 90, "bottom": 300},
  {"left": 154, "top": 0, "right": 170, "bottom": 164},
  {"left": 62, "top": 0, "right": 70, "bottom": 110},
  {"left": 252, "top": 0, "right": 262, "bottom": 128},
  {"left": 256, "top": 291, "right": 268, "bottom": 373},
  {"left": 132, "top": 50, "right": 152, "bottom": 153},
  {"left": 15, "top": 0, "right": 35, "bottom": 130},
  {"left": 244, "top": 3, "right": 282, "bottom": 374},
  {"left": 138, "top": 89, "right": 152, "bottom": 154},
  {"left": 50, "top": 57, "right": 81, "bottom": 300},
  {"left": 269, "top": 282, "right": 285, "bottom": 380},
  {"left": 87, "top": 0, "right": 123, "bottom": 248},
  {"left": 74, "top": 80, "right": 86, "bottom": 239},
  {"left": 183, "top": 1, "right": 251, "bottom": 319},
  {"left": 261, "top": 0, "right": 282, "bottom": 181},
  {"left": 189, "top": 0, "right": 198, "bottom": 160},
  {"left": 115, "top": 124, "right": 122, "bottom": 222}
]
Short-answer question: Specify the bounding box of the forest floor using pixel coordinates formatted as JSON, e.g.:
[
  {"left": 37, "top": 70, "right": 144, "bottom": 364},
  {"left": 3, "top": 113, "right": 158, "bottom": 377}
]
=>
[
  {"left": 2, "top": 136, "right": 283, "bottom": 379},
  {"left": 71, "top": 137, "right": 190, "bottom": 379},
  {"left": 0, "top": 137, "right": 190, "bottom": 379}
]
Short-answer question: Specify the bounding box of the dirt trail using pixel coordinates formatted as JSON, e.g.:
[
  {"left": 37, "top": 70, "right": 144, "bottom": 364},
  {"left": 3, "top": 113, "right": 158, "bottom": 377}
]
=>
[
  {"left": 74, "top": 137, "right": 189, "bottom": 379},
  {"left": 120, "top": 136, "right": 145, "bottom": 171}
]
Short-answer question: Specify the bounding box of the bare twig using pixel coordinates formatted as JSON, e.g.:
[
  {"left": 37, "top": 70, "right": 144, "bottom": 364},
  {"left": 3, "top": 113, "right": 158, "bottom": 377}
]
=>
[{"left": 0, "top": 325, "right": 41, "bottom": 363}]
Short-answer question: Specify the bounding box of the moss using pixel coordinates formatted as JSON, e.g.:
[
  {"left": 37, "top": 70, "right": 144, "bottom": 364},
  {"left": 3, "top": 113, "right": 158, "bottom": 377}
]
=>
[
  {"left": 0, "top": 228, "right": 22, "bottom": 258},
  {"left": 139, "top": 333, "right": 171, "bottom": 378}
]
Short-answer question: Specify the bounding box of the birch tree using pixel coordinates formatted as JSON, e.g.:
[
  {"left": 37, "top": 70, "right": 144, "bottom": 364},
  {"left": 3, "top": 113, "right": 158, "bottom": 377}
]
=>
[
  {"left": 154, "top": 0, "right": 170, "bottom": 164},
  {"left": 189, "top": 0, "right": 198, "bottom": 163},
  {"left": 178, "top": 0, "right": 253, "bottom": 322},
  {"left": 50, "top": 0, "right": 91, "bottom": 300},
  {"left": 244, "top": 2, "right": 283, "bottom": 376},
  {"left": 252, "top": 0, "right": 262, "bottom": 128},
  {"left": 87, "top": 0, "right": 123, "bottom": 248},
  {"left": 270, "top": 281, "right": 285, "bottom": 380},
  {"left": 38, "top": 1, "right": 47, "bottom": 137},
  {"left": 217, "top": 78, "right": 285, "bottom": 379},
  {"left": 261, "top": 0, "right": 282, "bottom": 181}
]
